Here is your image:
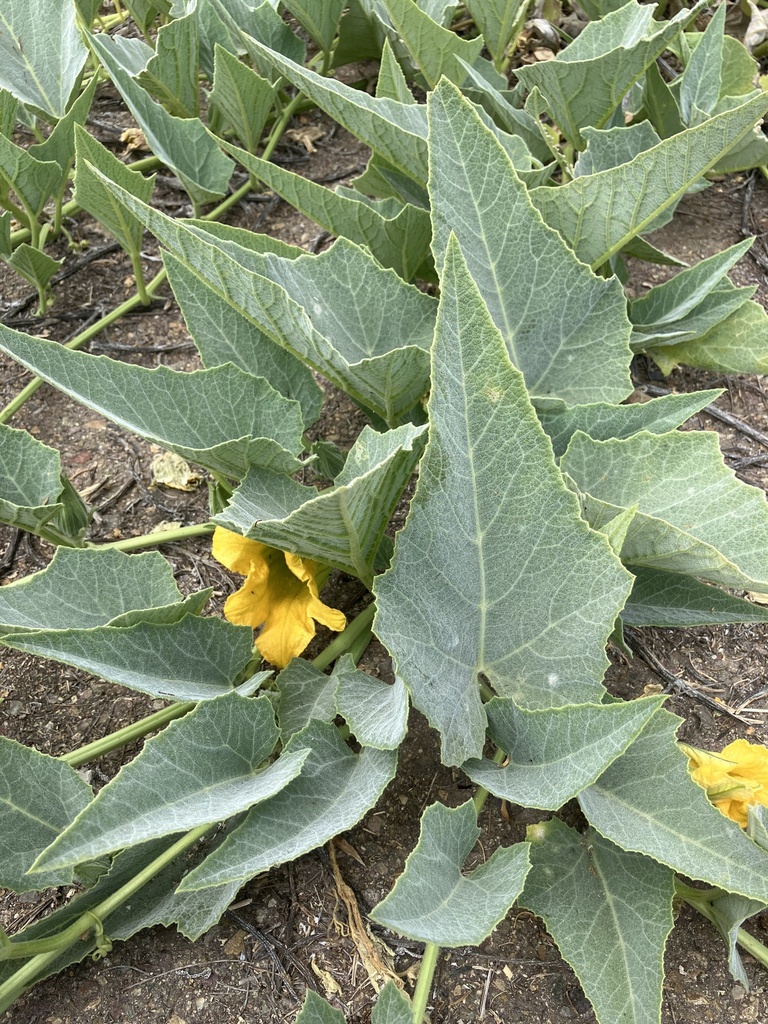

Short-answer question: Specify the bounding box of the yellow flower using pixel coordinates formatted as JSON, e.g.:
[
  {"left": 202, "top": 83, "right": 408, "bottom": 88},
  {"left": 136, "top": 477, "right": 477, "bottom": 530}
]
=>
[
  {"left": 212, "top": 527, "right": 346, "bottom": 669},
  {"left": 681, "top": 739, "right": 768, "bottom": 827}
]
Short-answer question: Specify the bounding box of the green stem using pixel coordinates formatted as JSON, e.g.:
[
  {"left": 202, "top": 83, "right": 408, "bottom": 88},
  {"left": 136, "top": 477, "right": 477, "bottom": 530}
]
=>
[
  {"left": 90, "top": 522, "right": 214, "bottom": 552},
  {"left": 0, "top": 824, "right": 211, "bottom": 1012},
  {"left": 61, "top": 701, "right": 195, "bottom": 768},
  {"left": 312, "top": 603, "right": 376, "bottom": 672},
  {"left": 411, "top": 941, "right": 440, "bottom": 1023},
  {"left": 677, "top": 881, "right": 768, "bottom": 971},
  {"left": 129, "top": 248, "right": 151, "bottom": 306},
  {"left": 473, "top": 746, "right": 507, "bottom": 815}
]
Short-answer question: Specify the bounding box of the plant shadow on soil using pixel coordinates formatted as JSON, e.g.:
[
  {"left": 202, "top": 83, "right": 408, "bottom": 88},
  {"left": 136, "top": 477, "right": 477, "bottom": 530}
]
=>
[{"left": 2, "top": 97, "right": 768, "bottom": 1022}]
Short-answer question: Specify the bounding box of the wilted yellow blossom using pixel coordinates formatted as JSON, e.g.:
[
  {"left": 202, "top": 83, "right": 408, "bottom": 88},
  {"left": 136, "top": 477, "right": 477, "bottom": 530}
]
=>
[
  {"left": 681, "top": 739, "right": 768, "bottom": 827},
  {"left": 212, "top": 527, "right": 346, "bottom": 669}
]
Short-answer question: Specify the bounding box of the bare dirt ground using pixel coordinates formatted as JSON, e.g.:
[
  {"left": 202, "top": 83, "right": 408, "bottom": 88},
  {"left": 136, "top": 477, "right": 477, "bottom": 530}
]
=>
[{"left": 2, "top": 87, "right": 768, "bottom": 1023}]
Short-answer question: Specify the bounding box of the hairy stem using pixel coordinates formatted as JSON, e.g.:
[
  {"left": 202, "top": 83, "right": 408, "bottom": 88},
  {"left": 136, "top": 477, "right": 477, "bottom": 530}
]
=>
[
  {"left": 61, "top": 701, "right": 196, "bottom": 768},
  {"left": 312, "top": 603, "right": 376, "bottom": 672},
  {"left": 90, "top": 522, "right": 215, "bottom": 553},
  {"left": 411, "top": 941, "right": 440, "bottom": 1023}
]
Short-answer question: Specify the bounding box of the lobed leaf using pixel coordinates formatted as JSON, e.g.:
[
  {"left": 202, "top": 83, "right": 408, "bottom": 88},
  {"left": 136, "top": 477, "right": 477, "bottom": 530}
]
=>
[
  {"left": 521, "top": 818, "right": 675, "bottom": 1024},
  {"left": 462, "top": 696, "right": 664, "bottom": 810},
  {"left": 374, "top": 239, "right": 632, "bottom": 765},
  {"left": 371, "top": 800, "right": 530, "bottom": 945},
  {"left": 138, "top": 7, "right": 200, "bottom": 118},
  {"left": 334, "top": 654, "right": 408, "bottom": 751},
  {"left": 380, "top": 0, "right": 485, "bottom": 89},
  {"left": 209, "top": 44, "right": 278, "bottom": 153}
]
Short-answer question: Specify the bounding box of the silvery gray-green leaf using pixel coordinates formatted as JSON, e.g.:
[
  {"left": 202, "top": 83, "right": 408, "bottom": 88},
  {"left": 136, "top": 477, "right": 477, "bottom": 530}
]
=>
[
  {"left": 276, "top": 658, "right": 339, "bottom": 743},
  {"left": 164, "top": 250, "right": 323, "bottom": 427},
  {"left": 6, "top": 243, "right": 61, "bottom": 292},
  {"left": 537, "top": 389, "right": 720, "bottom": 458},
  {"left": 645, "top": 299, "right": 768, "bottom": 376},
  {"left": 296, "top": 991, "right": 346, "bottom": 1024},
  {"left": 74, "top": 126, "right": 155, "bottom": 260},
  {"left": 179, "top": 719, "right": 397, "bottom": 890},
  {"left": 629, "top": 240, "right": 754, "bottom": 349},
  {"left": 706, "top": 889, "right": 766, "bottom": 988},
  {"left": 106, "top": 589, "right": 211, "bottom": 628},
  {"left": 0, "top": 133, "right": 60, "bottom": 219},
  {"left": 247, "top": 38, "right": 429, "bottom": 181},
  {"left": 0, "top": 738, "right": 92, "bottom": 892},
  {"left": 374, "top": 239, "right": 632, "bottom": 765},
  {"left": 282, "top": 0, "right": 344, "bottom": 52},
  {"left": 0, "top": 86, "right": 18, "bottom": 137},
  {"left": 380, "top": 0, "right": 484, "bottom": 88},
  {"left": 623, "top": 567, "right": 768, "bottom": 627},
  {"left": 27, "top": 76, "right": 98, "bottom": 177},
  {"left": 2, "top": 615, "right": 255, "bottom": 702},
  {"left": 521, "top": 818, "right": 674, "bottom": 1024},
  {"left": 371, "top": 800, "right": 530, "bottom": 945},
  {"left": 463, "top": 695, "right": 663, "bottom": 810},
  {"left": 0, "top": 0, "right": 88, "bottom": 118},
  {"left": 0, "top": 422, "right": 65, "bottom": 537},
  {"left": 220, "top": 140, "right": 432, "bottom": 280},
  {"left": 377, "top": 38, "right": 414, "bottom": 104},
  {"left": 464, "top": 0, "right": 526, "bottom": 64},
  {"left": 217, "top": 424, "right": 426, "bottom": 585},
  {"left": 516, "top": 1, "right": 698, "bottom": 147},
  {"left": 0, "top": 324, "right": 306, "bottom": 478},
  {"left": 530, "top": 91, "right": 768, "bottom": 268},
  {"left": 334, "top": 654, "right": 408, "bottom": 750},
  {"left": 371, "top": 982, "right": 413, "bottom": 1024},
  {"left": 574, "top": 122, "right": 661, "bottom": 176},
  {"left": 427, "top": 81, "right": 632, "bottom": 406},
  {"left": 31, "top": 694, "right": 307, "bottom": 871},
  {"left": 91, "top": 32, "right": 233, "bottom": 205},
  {"left": 0, "top": 546, "right": 188, "bottom": 635},
  {"left": 677, "top": 5, "right": 725, "bottom": 124},
  {"left": 209, "top": 44, "right": 278, "bottom": 153},
  {"left": 137, "top": 8, "right": 199, "bottom": 118},
  {"left": 562, "top": 429, "right": 768, "bottom": 592},
  {"left": 95, "top": 174, "right": 434, "bottom": 423},
  {"left": 579, "top": 709, "right": 768, "bottom": 902}
]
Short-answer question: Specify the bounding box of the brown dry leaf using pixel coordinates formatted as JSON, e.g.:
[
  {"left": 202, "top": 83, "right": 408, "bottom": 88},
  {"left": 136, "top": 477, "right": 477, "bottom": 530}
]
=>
[
  {"left": 311, "top": 959, "right": 343, "bottom": 997},
  {"left": 532, "top": 47, "right": 556, "bottom": 61},
  {"left": 747, "top": 591, "right": 768, "bottom": 605},
  {"left": 223, "top": 929, "right": 246, "bottom": 956},
  {"left": 150, "top": 452, "right": 203, "bottom": 491},
  {"left": 334, "top": 836, "right": 366, "bottom": 867},
  {"left": 120, "top": 127, "right": 149, "bottom": 152},
  {"left": 285, "top": 125, "right": 325, "bottom": 152}
]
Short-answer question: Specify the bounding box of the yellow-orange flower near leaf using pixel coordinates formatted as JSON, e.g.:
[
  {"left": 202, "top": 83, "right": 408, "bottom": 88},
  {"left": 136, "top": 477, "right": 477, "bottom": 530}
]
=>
[
  {"left": 212, "top": 527, "right": 346, "bottom": 669},
  {"left": 681, "top": 739, "right": 768, "bottom": 827}
]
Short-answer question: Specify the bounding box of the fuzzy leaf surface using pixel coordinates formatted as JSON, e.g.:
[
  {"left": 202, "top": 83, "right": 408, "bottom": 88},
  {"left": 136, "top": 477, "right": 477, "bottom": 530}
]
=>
[
  {"left": 521, "top": 818, "right": 675, "bottom": 1024},
  {"left": 0, "top": 423, "right": 66, "bottom": 536},
  {"left": 31, "top": 695, "right": 308, "bottom": 870},
  {"left": 646, "top": 299, "right": 768, "bottom": 375},
  {"left": 334, "top": 654, "right": 408, "bottom": 750},
  {"left": 530, "top": 92, "right": 768, "bottom": 268},
  {"left": 138, "top": 9, "right": 199, "bottom": 118},
  {"left": 371, "top": 800, "right": 530, "bottom": 944},
  {"left": 464, "top": 0, "right": 525, "bottom": 63},
  {"left": 374, "top": 240, "right": 632, "bottom": 765},
  {"left": 622, "top": 567, "right": 768, "bottom": 627},
  {"left": 427, "top": 81, "right": 632, "bottom": 406},
  {"left": 562, "top": 429, "right": 768, "bottom": 592},
  {"left": 209, "top": 44, "right": 278, "bottom": 152},
  {"left": 0, "top": 738, "right": 92, "bottom": 891},
  {"left": 0, "top": 0, "right": 87, "bottom": 117},
  {"left": 0, "top": 134, "right": 61, "bottom": 218},
  {"left": 179, "top": 720, "right": 397, "bottom": 889},
  {"left": 0, "top": 324, "right": 305, "bottom": 478},
  {"left": 578, "top": 709, "right": 768, "bottom": 901},
  {"left": 282, "top": 0, "right": 344, "bottom": 52},
  {"left": 463, "top": 696, "right": 663, "bottom": 810},
  {"left": 3, "top": 616, "right": 256, "bottom": 702},
  {"left": 380, "top": 0, "right": 484, "bottom": 88},
  {"left": 0, "top": 547, "right": 187, "bottom": 635},
  {"left": 276, "top": 659, "right": 339, "bottom": 743}
]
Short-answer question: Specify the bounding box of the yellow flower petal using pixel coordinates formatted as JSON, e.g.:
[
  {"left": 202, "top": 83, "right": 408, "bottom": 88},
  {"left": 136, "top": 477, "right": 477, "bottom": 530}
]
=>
[
  {"left": 682, "top": 739, "right": 768, "bottom": 828},
  {"left": 214, "top": 530, "right": 346, "bottom": 669}
]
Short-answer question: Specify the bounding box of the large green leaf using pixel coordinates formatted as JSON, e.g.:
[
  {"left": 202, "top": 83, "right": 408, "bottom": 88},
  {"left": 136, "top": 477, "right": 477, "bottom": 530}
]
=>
[
  {"left": 88, "top": 170, "right": 435, "bottom": 424},
  {"left": 208, "top": 44, "right": 278, "bottom": 153},
  {"left": 0, "top": 423, "right": 67, "bottom": 537},
  {"left": 246, "top": 38, "right": 429, "bottom": 181},
  {"left": 178, "top": 719, "right": 397, "bottom": 890},
  {"left": 373, "top": 239, "right": 632, "bottom": 765},
  {"left": 91, "top": 32, "right": 233, "bottom": 205},
  {"left": 622, "top": 566, "right": 768, "bottom": 627},
  {"left": 334, "top": 654, "right": 408, "bottom": 751},
  {"left": 578, "top": 709, "right": 768, "bottom": 902},
  {"left": 521, "top": 818, "right": 675, "bottom": 1024},
  {"left": 427, "top": 81, "right": 632, "bottom": 406},
  {"left": 27, "top": 75, "right": 99, "bottom": 177},
  {"left": 530, "top": 91, "right": 768, "bottom": 268},
  {"left": 0, "top": 133, "right": 60, "bottom": 219},
  {"left": 164, "top": 250, "right": 323, "bottom": 428},
  {"left": 0, "top": 547, "right": 192, "bottom": 635},
  {"left": 30, "top": 694, "right": 308, "bottom": 871},
  {"left": 371, "top": 800, "right": 530, "bottom": 944},
  {"left": 462, "top": 695, "right": 664, "bottom": 810},
  {"left": 464, "top": 0, "right": 526, "bottom": 64},
  {"left": 380, "top": 0, "right": 484, "bottom": 88},
  {"left": 0, "top": 0, "right": 88, "bottom": 118},
  {"left": 216, "top": 423, "right": 426, "bottom": 586},
  {"left": 276, "top": 658, "right": 339, "bottom": 743},
  {"left": 137, "top": 7, "right": 199, "bottom": 118},
  {"left": 296, "top": 992, "right": 346, "bottom": 1024},
  {"left": 0, "top": 324, "right": 306, "bottom": 478},
  {"left": 562, "top": 429, "right": 768, "bottom": 593},
  {"left": 645, "top": 299, "right": 768, "bottom": 375},
  {"left": 74, "top": 126, "right": 155, "bottom": 260},
  {"left": 220, "top": 140, "right": 432, "bottom": 280},
  {"left": 282, "top": 0, "right": 344, "bottom": 52},
  {"left": 2, "top": 616, "right": 257, "bottom": 702},
  {"left": 0, "top": 738, "right": 92, "bottom": 892},
  {"left": 678, "top": 2, "right": 724, "bottom": 123},
  {"left": 537, "top": 389, "right": 720, "bottom": 458},
  {"left": 516, "top": 1, "right": 698, "bottom": 147}
]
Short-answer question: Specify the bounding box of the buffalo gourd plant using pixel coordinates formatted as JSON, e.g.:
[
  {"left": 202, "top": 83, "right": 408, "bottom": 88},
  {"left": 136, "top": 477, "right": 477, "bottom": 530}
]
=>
[{"left": 4, "top": 0, "right": 768, "bottom": 1020}]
